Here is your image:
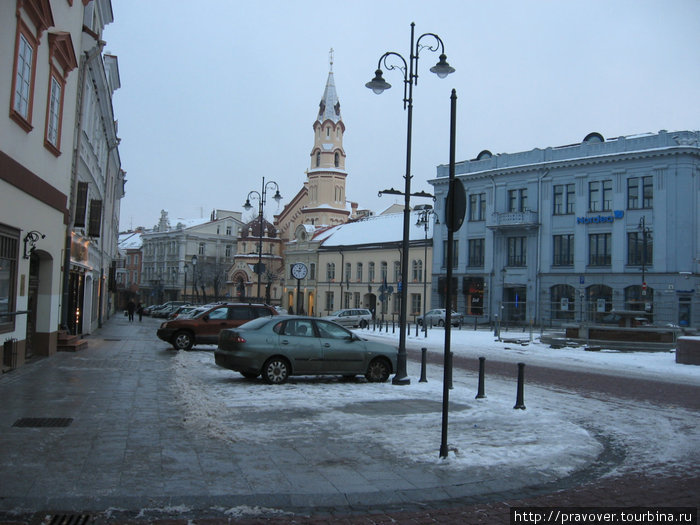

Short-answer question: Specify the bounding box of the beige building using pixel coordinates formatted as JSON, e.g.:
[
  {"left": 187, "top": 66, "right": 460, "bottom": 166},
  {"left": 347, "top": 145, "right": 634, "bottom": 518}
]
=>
[{"left": 284, "top": 211, "right": 433, "bottom": 321}]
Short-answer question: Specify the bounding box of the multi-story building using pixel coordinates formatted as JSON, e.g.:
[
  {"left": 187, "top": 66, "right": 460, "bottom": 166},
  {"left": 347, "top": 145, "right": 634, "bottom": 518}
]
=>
[
  {"left": 116, "top": 230, "right": 143, "bottom": 308},
  {"left": 140, "top": 210, "right": 243, "bottom": 305},
  {"left": 64, "top": 1, "right": 123, "bottom": 335},
  {"left": 284, "top": 210, "right": 433, "bottom": 321},
  {"left": 1, "top": 0, "right": 120, "bottom": 367},
  {"left": 430, "top": 130, "right": 700, "bottom": 327}
]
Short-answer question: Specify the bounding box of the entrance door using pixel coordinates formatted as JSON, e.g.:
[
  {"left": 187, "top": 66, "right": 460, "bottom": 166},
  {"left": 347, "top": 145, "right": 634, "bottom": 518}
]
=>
[
  {"left": 25, "top": 254, "right": 40, "bottom": 358},
  {"left": 678, "top": 297, "right": 691, "bottom": 327},
  {"left": 503, "top": 286, "right": 527, "bottom": 323}
]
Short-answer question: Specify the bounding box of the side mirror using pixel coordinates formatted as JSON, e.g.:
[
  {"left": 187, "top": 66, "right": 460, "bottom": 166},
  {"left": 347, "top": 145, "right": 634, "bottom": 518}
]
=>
[{"left": 202, "top": 315, "right": 209, "bottom": 322}]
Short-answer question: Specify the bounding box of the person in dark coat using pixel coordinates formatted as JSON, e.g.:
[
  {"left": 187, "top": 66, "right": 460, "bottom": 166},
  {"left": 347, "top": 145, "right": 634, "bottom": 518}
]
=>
[
  {"left": 137, "top": 302, "right": 143, "bottom": 322},
  {"left": 127, "top": 299, "right": 136, "bottom": 322}
]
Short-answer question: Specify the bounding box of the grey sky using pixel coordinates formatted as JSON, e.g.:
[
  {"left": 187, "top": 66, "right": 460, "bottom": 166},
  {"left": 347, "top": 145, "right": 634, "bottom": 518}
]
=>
[{"left": 105, "top": 1, "right": 700, "bottom": 231}]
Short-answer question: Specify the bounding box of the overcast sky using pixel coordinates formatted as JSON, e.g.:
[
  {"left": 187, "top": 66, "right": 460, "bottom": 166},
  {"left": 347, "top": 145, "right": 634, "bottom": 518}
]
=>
[{"left": 104, "top": 1, "right": 700, "bottom": 232}]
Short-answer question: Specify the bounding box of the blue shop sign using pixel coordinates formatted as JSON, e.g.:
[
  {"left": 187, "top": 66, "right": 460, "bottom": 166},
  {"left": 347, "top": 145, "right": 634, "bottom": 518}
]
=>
[{"left": 577, "top": 210, "right": 624, "bottom": 224}]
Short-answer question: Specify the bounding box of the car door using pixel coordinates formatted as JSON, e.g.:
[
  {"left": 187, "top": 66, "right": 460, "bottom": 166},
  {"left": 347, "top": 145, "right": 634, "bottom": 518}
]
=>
[
  {"left": 278, "top": 319, "right": 323, "bottom": 373},
  {"left": 315, "top": 320, "right": 366, "bottom": 374},
  {"left": 199, "top": 305, "right": 232, "bottom": 343}
]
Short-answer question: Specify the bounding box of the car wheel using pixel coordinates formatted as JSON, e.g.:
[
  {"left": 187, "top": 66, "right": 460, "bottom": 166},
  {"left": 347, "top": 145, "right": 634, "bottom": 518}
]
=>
[
  {"left": 240, "top": 371, "right": 259, "bottom": 379},
  {"left": 262, "top": 357, "right": 290, "bottom": 385},
  {"left": 438, "top": 319, "right": 445, "bottom": 327},
  {"left": 173, "top": 331, "right": 194, "bottom": 350},
  {"left": 365, "top": 357, "right": 391, "bottom": 383},
  {"left": 359, "top": 320, "right": 368, "bottom": 329}
]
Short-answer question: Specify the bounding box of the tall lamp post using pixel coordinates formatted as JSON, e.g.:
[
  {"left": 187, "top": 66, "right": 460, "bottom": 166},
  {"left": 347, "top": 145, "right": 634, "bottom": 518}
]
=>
[
  {"left": 191, "top": 255, "right": 198, "bottom": 303},
  {"left": 244, "top": 177, "right": 282, "bottom": 302},
  {"left": 183, "top": 264, "right": 188, "bottom": 302},
  {"left": 416, "top": 207, "right": 437, "bottom": 337},
  {"left": 367, "top": 22, "right": 455, "bottom": 385}
]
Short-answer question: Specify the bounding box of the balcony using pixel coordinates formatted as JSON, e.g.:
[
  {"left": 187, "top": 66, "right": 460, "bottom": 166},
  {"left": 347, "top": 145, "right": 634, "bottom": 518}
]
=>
[{"left": 487, "top": 210, "right": 539, "bottom": 230}]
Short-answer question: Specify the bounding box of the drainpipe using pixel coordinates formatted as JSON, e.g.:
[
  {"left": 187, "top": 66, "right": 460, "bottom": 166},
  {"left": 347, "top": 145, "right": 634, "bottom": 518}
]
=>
[
  {"left": 535, "top": 168, "right": 549, "bottom": 326},
  {"left": 489, "top": 175, "right": 497, "bottom": 321},
  {"left": 61, "top": 42, "right": 105, "bottom": 332}
]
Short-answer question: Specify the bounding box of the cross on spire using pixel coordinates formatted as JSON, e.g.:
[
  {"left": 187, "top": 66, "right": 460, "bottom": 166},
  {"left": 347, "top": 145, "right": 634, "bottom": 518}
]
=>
[{"left": 329, "top": 47, "right": 334, "bottom": 72}]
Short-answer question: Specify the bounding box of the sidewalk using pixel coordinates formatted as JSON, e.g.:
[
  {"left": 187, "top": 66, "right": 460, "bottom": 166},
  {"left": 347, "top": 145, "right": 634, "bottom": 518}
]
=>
[{"left": 0, "top": 315, "right": 696, "bottom": 524}]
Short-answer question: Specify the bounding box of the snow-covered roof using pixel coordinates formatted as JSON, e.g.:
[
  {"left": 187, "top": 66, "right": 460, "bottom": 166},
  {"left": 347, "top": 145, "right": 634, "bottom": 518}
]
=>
[
  {"left": 320, "top": 211, "right": 433, "bottom": 248},
  {"left": 118, "top": 232, "right": 142, "bottom": 249}
]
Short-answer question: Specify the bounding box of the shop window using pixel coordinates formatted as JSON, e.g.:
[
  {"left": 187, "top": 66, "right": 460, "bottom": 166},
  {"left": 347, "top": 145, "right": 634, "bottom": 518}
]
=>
[{"left": 0, "top": 226, "right": 20, "bottom": 332}]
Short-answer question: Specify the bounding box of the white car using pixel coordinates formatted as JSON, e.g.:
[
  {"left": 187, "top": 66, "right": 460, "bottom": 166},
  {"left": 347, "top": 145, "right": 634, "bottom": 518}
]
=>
[
  {"left": 417, "top": 309, "right": 464, "bottom": 327},
  {"left": 323, "top": 308, "right": 373, "bottom": 328}
]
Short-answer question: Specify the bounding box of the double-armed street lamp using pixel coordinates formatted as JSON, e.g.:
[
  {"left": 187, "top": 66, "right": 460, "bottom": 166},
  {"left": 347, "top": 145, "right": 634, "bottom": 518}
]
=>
[
  {"left": 416, "top": 207, "right": 438, "bottom": 337},
  {"left": 244, "top": 177, "right": 282, "bottom": 301},
  {"left": 367, "top": 22, "right": 455, "bottom": 385}
]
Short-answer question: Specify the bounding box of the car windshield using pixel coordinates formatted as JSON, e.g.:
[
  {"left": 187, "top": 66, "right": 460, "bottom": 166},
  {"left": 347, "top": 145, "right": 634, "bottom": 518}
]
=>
[{"left": 329, "top": 310, "right": 344, "bottom": 316}]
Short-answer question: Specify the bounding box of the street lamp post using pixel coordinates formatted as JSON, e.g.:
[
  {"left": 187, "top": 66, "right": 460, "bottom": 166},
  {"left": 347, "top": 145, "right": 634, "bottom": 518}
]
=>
[
  {"left": 416, "top": 207, "right": 437, "bottom": 337},
  {"left": 191, "top": 255, "right": 198, "bottom": 303},
  {"left": 367, "top": 22, "right": 455, "bottom": 385},
  {"left": 183, "top": 264, "right": 188, "bottom": 303},
  {"left": 244, "top": 177, "right": 282, "bottom": 302}
]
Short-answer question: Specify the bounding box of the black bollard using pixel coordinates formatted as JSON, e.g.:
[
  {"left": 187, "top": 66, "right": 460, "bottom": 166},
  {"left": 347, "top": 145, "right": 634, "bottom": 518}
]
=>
[
  {"left": 415, "top": 322, "right": 419, "bottom": 337},
  {"left": 474, "top": 316, "right": 478, "bottom": 331},
  {"left": 514, "top": 362, "right": 526, "bottom": 410},
  {"left": 419, "top": 348, "right": 428, "bottom": 382},
  {"left": 476, "top": 356, "right": 486, "bottom": 399},
  {"left": 392, "top": 320, "right": 395, "bottom": 334},
  {"left": 448, "top": 351, "right": 454, "bottom": 390}
]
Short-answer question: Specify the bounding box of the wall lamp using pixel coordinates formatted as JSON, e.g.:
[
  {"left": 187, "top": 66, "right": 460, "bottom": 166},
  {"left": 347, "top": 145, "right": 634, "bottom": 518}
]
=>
[{"left": 23, "top": 230, "right": 46, "bottom": 259}]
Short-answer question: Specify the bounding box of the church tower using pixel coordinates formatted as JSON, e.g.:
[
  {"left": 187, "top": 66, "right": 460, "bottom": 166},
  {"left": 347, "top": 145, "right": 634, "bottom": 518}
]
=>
[{"left": 302, "top": 49, "right": 350, "bottom": 226}]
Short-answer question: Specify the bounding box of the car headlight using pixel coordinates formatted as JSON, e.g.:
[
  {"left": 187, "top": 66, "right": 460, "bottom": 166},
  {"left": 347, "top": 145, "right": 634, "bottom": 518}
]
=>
[{"left": 160, "top": 322, "right": 168, "bottom": 329}]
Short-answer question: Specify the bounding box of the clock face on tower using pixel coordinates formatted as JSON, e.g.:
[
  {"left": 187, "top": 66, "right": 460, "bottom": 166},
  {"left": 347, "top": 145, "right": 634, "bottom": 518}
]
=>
[{"left": 291, "top": 262, "right": 308, "bottom": 280}]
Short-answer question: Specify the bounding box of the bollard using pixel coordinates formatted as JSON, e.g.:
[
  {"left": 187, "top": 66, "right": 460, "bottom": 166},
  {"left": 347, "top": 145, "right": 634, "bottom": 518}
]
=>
[
  {"left": 514, "top": 362, "right": 526, "bottom": 410},
  {"left": 392, "top": 320, "right": 395, "bottom": 334},
  {"left": 419, "top": 348, "right": 428, "bottom": 382},
  {"left": 475, "top": 356, "right": 486, "bottom": 399},
  {"left": 474, "top": 316, "right": 478, "bottom": 331},
  {"left": 415, "top": 322, "right": 419, "bottom": 337},
  {"left": 448, "top": 351, "right": 454, "bottom": 390}
]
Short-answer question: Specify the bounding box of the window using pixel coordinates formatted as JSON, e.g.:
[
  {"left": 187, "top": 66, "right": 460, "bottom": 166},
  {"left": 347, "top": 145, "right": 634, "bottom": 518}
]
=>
[
  {"left": 326, "top": 262, "right": 335, "bottom": 281},
  {"left": 316, "top": 152, "right": 320, "bottom": 167},
  {"left": 226, "top": 225, "right": 232, "bottom": 235},
  {"left": 394, "top": 261, "right": 401, "bottom": 282},
  {"left": 553, "top": 183, "right": 575, "bottom": 215},
  {"left": 74, "top": 182, "right": 88, "bottom": 227},
  {"left": 468, "top": 238, "right": 484, "bottom": 267},
  {"left": 198, "top": 242, "right": 205, "bottom": 255},
  {"left": 550, "top": 284, "right": 575, "bottom": 320},
  {"left": 627, "top": 176, "right": 653, "bottom": 209},
  {"left": 368, "top": 262, "right": 375, "bottom": 282},
  {"left": 553, "top": 234, "right": 574, "bottom": 266},
  {"left": 412, "top": 260, "right": 422, "bottom": 281},
  {"left": 627, "top": 231, "right": 653, "bottom": 266},
  {"left": 356, "top": 262, "right": 363, "bottom": 281},
  {"left": 0, "top": 227, "right": 19, "bottom": 332},
  {"left": 588, "top": 233, "right": 611, "bottom": 266},
  {"left": 380, "top": 261, "right": 388, "bottom": 281},
  {"left": 45, "top": 75, "right": 62, "bottom": 148},
  {"left": 469, "top": 193, "right": 486, "bottom": 221},
  {"left": 507, "top": 237, "right": 526, "bottom": 266},
  {"left": 588, "top": 180, "right": 611, "bottom": 212},
  {"left": 442, "top": 240, "right": 459, "bottom": 268},
  {"left": 325, "top": 291, "right": 334, "bottom": 311},
  {"left": 225, "top": 245, "right": 232, "bottom": 257},
  {"left": 310, "top": 263, "right": 316, "bottom": 280},
  {"left": 11, "top": 26, "right": 37, "bottom": 129},
  {"left": 334, "top": 152, "right": 339, "bottom": 167},
  {"left": 410, "top": 294, "right": 421, "bottom": 316},
  {"left": 88, "top": 200, "right": 102, "bottom": 237},
  {"left": 508, "top": 188, "right": 527, "bottom": 212}
]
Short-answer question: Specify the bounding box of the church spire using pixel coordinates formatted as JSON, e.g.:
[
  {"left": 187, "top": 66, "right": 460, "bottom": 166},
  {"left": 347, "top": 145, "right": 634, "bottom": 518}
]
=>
[{"left": 317, "top": 48, "right": 341, "bottom": 124}]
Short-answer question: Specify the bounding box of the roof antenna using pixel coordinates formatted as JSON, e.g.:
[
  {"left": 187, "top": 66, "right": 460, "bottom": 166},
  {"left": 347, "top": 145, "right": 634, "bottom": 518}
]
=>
[{"left": 329, "top": 47, "right": 334, "bottom": 72}]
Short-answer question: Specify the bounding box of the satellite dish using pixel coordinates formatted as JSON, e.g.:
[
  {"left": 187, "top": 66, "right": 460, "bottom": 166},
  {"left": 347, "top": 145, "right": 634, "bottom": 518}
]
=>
[{"left": 445, "top": 178, "right": 466, "bottom": 232}]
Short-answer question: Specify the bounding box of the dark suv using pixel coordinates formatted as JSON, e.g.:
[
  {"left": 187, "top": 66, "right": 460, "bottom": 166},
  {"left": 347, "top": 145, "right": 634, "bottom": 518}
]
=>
[{"left": 157, "top": 303, "right": 277, "bottom": 350}]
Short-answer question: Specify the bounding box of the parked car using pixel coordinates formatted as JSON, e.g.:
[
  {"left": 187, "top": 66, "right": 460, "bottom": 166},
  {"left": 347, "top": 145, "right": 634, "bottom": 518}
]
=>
[
  {"left": 145, "top": 301, "right": 187, "bottom": 317},
  {"left": 168, "top": 305, "right": 198, "bottom": 319},
  {"left": 215, "top": 316, "right": 398, "bottom": 384},
  {"left": 157, "top": 303, "right": 277, "bottom": 350},
  {"left": 322, "top": 308, "right": 372, "bottom": 328},
  {"left": 416, "top": 308, "right": 464, "bottom": 327}
]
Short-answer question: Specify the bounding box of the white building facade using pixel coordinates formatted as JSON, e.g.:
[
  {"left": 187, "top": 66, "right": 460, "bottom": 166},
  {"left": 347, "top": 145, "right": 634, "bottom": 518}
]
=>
[{"left": 430, "top": 130, "right": 700, "bottom": 328}]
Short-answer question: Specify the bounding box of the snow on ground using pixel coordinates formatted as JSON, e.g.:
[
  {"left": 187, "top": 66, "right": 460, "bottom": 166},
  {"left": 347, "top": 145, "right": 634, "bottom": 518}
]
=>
[{"left": 170, "top": 327, "right": 699, "bottom": 484}]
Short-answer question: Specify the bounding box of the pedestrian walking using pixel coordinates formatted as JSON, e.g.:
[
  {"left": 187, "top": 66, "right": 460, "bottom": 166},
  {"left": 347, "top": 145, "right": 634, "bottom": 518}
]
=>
[
  {"left": 127, "top": 299, "right": 136, "bottom": 322},
  {"left": 137, "top": 302, "right": 143, "bottom": 322}
]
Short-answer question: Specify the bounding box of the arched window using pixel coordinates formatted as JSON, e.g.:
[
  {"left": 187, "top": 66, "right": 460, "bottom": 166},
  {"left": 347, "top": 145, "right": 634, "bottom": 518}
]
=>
[
  {"left": 412, "top": 260, "right": 423, "bottom": 281},
  {"left": 368, "top": 262, "right": 375, "bottom": 282},
  {"left": 550, "top": 284, "right": 575, "bottom": 321},
  {"left": 326, "top": 262, "right": 335, "bottom": 281},
  {"left": 624, "top": 285, "right": 654, "bottom": 321},
  {"left": 316, "top": 152, "right": 320, "bottom": 167},
  {"left": 586, "top": 284, "right": 613, "bottom": 322},
  {"left": 356, "top": 262, "right": 363, "bottom": 281},
  {"left": 334, "top": 152, "right": 339, "bottom": 167},
  {"left": 380, "top": 261, "right": 388, "bottom": 281}
]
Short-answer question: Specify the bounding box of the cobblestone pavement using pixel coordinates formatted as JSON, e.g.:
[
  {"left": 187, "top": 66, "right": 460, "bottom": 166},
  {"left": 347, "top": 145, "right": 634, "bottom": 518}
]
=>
[{"left": 0, "top": 317, "right": 697, "bottom": 525}]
